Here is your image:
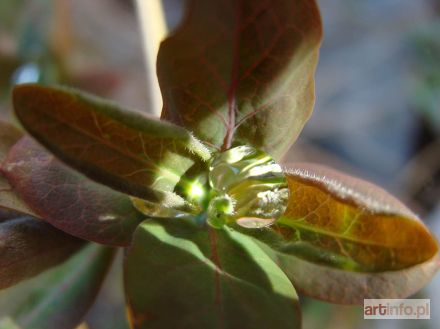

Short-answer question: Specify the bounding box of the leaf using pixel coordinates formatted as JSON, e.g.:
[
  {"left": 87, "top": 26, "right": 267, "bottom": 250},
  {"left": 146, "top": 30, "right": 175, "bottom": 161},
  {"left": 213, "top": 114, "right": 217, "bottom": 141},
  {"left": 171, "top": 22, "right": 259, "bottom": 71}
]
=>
[
  {"left": 84, "top": 250, "right": 130, "bottom": 329},
  {"left": 0, "top": 243, "right": 115, "bottom": 329},
  {"left": 237, "top": 163, "right": 440, "bottom": 304},
  {"left": 0, "top": 175, "right": 37, "bottom": 217},
  {"left": 281, "top": 163, "right": 439, "bottom": 271},
  {"left": 124, "top": 218, "right": 300, "bottom": 329},
  {"left": 0, "top": 211, "right": 84, "bottom": 290},
  {"left": 0, "top": 120, "right": 36, "bottom": 217},
  {"left": 158, "top": 0, "right": 322, "bottom": 159},
  {"left": 2, "top": 137, "right": 145, "bottom": 246},
  {"left": 13, "top": 84, "right": 210, "bottom": 201},
  {"left": 0, "top": 120, "right": 22, "bottom": 157}
]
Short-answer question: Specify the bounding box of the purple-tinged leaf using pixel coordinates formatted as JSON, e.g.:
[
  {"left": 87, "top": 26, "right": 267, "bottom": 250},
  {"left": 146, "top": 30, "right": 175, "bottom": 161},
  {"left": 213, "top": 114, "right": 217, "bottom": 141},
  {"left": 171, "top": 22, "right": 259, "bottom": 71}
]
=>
[
  {"left": 0, "top": 212, "right": 84, "bottom": 290},
  {"left": 0, "top": 174, "right": 37, "bottom": 217},
  {"left": 237, "top": 163, "right": 439, "bottom": 304},
  {"left": 2, "top": 137, "right": 145, "bottom": 246},
  {"left": 0, "top": 120, "right": 36, "bottom": 216},
  {"left": 159, "top": 0, "right": 322, "bottom": 159},
  {"left": 13, "top": 84, "right": 210, "bottom": 201}
]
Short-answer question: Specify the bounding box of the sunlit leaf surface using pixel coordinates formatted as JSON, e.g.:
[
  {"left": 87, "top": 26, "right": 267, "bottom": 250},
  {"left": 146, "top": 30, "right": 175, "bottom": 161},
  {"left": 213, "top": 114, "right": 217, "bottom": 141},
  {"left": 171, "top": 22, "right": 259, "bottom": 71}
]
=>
[
  {"left": 124, "top": 218, "right": 300, "bottom": 329},
  {"left": 159, "top": 0, "right": 322, "bottom": 159},
  {"left": 237, "top": 163, "right": 439, "bottom": 304},
  {"left": 13, "top": 84, "right": 210, "bottom": 201},
  {"left": 280, "top": 163, "right": 438, "bottom": 271}
]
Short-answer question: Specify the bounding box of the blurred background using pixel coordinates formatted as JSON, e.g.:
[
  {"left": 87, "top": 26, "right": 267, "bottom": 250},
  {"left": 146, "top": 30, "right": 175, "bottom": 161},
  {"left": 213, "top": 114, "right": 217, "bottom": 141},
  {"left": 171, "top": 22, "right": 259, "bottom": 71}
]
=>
[{"left": 0, "top": 0, "right": 438, "bottom": 328}]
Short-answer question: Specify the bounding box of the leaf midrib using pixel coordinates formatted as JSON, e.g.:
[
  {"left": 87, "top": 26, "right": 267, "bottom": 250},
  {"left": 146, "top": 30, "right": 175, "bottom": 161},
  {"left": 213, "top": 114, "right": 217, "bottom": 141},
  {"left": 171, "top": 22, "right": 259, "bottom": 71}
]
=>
[{"left": 278, "top": 218, "right": 412, "bottom": 249}]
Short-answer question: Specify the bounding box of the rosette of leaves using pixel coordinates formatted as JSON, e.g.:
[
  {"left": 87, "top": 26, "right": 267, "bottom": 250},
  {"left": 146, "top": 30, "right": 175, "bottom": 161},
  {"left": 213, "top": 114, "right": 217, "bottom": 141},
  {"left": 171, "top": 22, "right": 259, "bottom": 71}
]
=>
[{"left": 0, "top": 1, "right": 438, "bottom": 329}]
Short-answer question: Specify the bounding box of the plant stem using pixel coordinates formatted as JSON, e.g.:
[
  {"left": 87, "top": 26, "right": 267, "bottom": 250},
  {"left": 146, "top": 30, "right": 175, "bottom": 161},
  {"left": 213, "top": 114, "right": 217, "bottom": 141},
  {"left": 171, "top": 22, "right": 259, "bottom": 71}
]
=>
[{"left": 135, "top": 0, "right": 167, "bottom": 117}]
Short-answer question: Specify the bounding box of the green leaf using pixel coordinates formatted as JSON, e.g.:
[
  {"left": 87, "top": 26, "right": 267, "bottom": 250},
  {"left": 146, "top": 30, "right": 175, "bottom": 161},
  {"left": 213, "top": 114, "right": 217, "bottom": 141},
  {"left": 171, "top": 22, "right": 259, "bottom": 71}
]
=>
[
  {"left": 0, "top": 211, "right": 84, "bottom": 290},
  {"left": 2, "top": 137, "right": 145, "bottom": 246},
  {"left": 124, "top": 218, "right": 300, "bottom": 329},
  {"left": 13, "top": 84, "right": 210, "bottom": 201},
  {"left": 237, "top": 163, "right": 440, "bottom": 304},
  {"left": 158, "top": 0, "right": 322, "bottom": 159},
  {"left": 0, "top": 243, "right": 114, "bottom": 329}
]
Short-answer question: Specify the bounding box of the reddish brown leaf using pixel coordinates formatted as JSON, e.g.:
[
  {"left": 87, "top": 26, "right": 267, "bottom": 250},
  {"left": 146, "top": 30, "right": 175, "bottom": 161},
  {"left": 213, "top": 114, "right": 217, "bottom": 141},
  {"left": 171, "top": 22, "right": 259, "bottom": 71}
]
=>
[
  {"left": 2, "top": 137, "right": 145, "bottom": 246},
  {"left": 0, "top": 175, "right": 37, "bottom": 217},
  {"left": 159, "top": 0, "right": 322, "bottom": 159},
  {"left": 0, "top": 211, "right": 84, "bottom": 290},
  {"left": 237, "top": 163, "right": 439, "bottom": 304},
  {"left": 0, "top": 120, "right": 36, "bottom": 216},
  {"left": 280, "top": 163, "right": 438, "bottom": 271},
  {"left": 13, "top": 84, "right": 210, "bottom": 201},
  {"left": 258, "top": 239, "right": 439, "bottom": 304}
]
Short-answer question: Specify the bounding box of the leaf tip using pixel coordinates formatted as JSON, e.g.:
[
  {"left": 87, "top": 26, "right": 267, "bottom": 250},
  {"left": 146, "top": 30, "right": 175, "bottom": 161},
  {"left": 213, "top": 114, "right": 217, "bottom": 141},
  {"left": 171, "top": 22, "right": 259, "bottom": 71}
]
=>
[
  {"left": 187, "top": 133, "right": 211, "bottom": 161},
  {"left": 12, "top": 83, "right": 39, "bottom": 101}
]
